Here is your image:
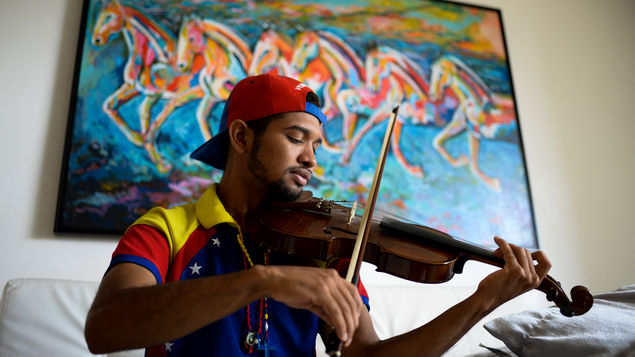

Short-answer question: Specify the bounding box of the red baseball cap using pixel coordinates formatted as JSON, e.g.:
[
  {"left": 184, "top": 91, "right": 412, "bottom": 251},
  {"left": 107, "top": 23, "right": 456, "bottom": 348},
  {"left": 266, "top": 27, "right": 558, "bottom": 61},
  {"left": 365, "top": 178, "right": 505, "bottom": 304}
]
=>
[{"left": 190, "top": 73, "right": 326, "bottom": 170}]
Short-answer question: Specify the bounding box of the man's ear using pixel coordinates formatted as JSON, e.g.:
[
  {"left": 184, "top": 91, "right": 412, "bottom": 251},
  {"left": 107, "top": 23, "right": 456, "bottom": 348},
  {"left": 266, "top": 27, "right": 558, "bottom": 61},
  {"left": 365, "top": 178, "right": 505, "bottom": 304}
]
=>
[{"left": 227, "top": 119, "right": 252, "bottom": 155}]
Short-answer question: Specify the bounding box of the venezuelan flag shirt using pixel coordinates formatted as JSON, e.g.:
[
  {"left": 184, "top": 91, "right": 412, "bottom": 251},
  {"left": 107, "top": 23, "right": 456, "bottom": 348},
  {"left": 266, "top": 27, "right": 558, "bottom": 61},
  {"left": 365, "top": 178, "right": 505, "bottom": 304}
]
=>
[{"left": 108, "top": 184, "right": 369, "bottom": 357}]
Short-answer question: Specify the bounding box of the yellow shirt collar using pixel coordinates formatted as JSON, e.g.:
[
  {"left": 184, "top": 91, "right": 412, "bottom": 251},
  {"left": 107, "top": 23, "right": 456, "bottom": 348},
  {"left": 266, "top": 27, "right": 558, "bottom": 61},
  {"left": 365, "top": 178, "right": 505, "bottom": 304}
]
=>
[{"left": 196, "top": 183, "right": 238, "bottom": 229}]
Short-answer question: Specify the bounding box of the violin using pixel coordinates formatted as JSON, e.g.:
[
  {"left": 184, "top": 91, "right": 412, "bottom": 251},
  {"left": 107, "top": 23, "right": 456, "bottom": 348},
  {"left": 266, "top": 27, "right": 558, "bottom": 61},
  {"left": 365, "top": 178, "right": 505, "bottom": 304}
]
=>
[
  {"left": 258, "top": 106, "right": 592, "bottom": 355},
  {"left": 260, "top": 196, "right": 593, "bottom": 317}
]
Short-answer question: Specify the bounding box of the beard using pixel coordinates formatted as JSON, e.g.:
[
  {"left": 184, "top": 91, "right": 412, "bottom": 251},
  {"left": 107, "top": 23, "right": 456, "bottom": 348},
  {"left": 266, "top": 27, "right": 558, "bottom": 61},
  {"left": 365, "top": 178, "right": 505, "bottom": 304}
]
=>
[{"left": 247, "top": 138, "right": 302, "bottom": 202}]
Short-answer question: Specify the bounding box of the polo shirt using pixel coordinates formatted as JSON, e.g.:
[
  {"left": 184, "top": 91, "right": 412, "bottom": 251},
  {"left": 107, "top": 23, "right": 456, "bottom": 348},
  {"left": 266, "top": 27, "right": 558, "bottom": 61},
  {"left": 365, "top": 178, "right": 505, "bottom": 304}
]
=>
[{"left": 109, "top": 184, "right": 369, "bottom": 356}]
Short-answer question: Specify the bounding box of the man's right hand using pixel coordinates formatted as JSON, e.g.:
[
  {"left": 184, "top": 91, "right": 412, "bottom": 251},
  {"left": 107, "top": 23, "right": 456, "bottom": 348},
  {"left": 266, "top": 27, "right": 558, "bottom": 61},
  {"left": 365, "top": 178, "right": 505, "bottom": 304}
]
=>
[{"left": 259, "top": 265, "right": 363, "bottom": 347}]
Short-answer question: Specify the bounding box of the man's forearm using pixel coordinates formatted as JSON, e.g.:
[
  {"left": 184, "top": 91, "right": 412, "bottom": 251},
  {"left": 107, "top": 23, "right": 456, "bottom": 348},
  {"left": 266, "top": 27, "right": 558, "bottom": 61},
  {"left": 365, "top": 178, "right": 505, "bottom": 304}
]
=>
[
  {"left": 85, "top": 265, "right": 268, "bottom": 353},
  {"left": 347, "top": 290, "right": 497, "bottom": 357},
  {"left": 347, "top": 235, "right": 550, "bottom": 357}
]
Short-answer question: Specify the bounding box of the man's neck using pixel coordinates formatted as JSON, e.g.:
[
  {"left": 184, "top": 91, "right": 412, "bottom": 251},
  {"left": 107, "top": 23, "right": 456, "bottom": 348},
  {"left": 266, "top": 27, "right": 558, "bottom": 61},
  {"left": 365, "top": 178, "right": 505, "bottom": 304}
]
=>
[{"left": 216, "top": 170, "right": 266, "bottom": 229}]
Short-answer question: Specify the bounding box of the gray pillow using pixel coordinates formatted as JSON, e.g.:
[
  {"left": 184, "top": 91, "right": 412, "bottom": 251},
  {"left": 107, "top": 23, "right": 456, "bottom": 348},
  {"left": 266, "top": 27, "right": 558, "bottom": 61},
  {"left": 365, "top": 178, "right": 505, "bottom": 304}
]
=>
[{"left": 484, "top": 284, "right": 635, "bottom": 357}]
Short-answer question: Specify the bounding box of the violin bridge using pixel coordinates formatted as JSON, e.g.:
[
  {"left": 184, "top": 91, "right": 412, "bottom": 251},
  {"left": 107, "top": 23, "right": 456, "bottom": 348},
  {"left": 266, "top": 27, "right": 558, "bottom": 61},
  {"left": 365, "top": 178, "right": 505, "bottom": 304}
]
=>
[{"left": 347, "top": 201, "right": 358, "bottom": 225}]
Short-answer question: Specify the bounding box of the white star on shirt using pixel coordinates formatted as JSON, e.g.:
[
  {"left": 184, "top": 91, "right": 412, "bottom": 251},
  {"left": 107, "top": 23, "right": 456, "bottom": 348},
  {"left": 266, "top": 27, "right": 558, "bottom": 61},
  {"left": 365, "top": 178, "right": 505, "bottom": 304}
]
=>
[
  {"left": 189, "top": 262, "right": 202, "bottom": 275},
  {"left": 212, "top": 237, "right": 221, "bottom": 247},
  {"left": 164, "top": 342, "right": 174, "bottom": 351}
]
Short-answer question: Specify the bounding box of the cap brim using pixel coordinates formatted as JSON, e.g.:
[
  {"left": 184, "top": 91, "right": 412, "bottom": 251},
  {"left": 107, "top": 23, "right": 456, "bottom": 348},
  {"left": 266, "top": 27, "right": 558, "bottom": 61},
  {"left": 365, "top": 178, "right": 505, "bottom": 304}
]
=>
[
  {"left": 305, "top": 102, "right": 327, "bottom": 126},
  {"left": 189, "top": 131, "right": 229, "bottom": 170}
]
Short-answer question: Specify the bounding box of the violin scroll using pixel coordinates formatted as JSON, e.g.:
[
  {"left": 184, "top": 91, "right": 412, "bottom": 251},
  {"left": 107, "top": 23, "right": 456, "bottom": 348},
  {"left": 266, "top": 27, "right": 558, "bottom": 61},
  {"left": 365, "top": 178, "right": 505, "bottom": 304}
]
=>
[
  {"left": 539, "top": 277, "right": 593, "bottom": 317},
  {"left": 569, "top": 285, "right": 594, "bottom": 316}
]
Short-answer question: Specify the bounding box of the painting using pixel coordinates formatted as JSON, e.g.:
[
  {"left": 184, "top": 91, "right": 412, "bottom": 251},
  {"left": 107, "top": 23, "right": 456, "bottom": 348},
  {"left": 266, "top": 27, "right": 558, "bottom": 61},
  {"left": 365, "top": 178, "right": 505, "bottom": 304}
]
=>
[{"left": 55, "top": 0, "right": 538, "bottom": 248}]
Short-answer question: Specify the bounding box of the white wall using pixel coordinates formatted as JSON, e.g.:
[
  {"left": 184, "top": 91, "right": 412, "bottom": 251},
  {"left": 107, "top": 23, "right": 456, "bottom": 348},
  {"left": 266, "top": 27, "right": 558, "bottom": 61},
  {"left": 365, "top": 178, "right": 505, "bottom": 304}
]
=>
[{"left": 1, "top": 0, "right": 633, "bottom": 298}]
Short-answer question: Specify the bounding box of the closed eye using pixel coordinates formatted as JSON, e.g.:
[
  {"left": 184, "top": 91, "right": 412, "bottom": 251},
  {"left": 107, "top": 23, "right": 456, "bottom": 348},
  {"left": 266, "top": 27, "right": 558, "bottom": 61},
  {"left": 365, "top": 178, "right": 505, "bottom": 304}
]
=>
[{"left": 287, "top": 136, "right": 302, "bottom": 144}]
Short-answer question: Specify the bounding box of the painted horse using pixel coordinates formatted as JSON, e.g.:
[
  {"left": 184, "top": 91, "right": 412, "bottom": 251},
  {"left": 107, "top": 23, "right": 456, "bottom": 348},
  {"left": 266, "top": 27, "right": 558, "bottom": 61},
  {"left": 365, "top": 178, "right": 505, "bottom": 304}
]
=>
[
  {"left": 429, "top": 54, "right": 517, "bottom": 191},
  {"left": 249, "top": 26, "right": 295, "bottom": 76},
  {"left": 290, "top": 30, "right": 365, "bottom": 151},
  {"left": 176, "top": 15, "right": 252, "bottom": 141},
  {"left": 91, "top": 0, "right": 202, "bottom": 173},
  {"left": 340, "top": 46, "right": 435, "bottom": 177}
]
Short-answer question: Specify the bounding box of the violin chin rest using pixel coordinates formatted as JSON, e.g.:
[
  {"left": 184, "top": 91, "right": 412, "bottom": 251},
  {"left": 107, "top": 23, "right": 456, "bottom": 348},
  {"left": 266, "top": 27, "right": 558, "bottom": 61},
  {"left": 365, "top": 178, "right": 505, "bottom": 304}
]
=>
[{"left": 298, "top": 190, "right": 314, "bottom": 202}]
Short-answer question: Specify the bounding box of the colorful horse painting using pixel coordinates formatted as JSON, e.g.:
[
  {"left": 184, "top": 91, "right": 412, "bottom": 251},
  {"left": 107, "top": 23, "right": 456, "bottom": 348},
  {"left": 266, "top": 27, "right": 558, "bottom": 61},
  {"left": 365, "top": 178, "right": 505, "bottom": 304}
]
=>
[
  {"left": 91, "top": 0, "right": 202, "bottom": 173},
  {"left": 176, "top": 15, "right": 252, "bottom": 141},
  {"left": 429, "top": 54, "right": 517, "bottom": 191},
  {"left": 61, "top": 1, "right": 537, "bottom": 249},
  {"left": 340, "top": 46, "right": 436, "bottom": 177}
]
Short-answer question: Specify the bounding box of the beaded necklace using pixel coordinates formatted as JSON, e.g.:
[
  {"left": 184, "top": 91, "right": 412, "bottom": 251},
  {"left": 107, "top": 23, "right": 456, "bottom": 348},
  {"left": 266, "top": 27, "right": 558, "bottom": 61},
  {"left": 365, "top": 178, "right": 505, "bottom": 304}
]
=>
[{"left": 236, "top": 230, "right": 273, "bottom": 354}]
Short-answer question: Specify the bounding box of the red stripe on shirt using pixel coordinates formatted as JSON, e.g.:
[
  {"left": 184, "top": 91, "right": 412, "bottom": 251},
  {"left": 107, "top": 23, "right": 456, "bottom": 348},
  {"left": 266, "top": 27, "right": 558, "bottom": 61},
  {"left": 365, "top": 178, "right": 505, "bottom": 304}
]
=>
[{"left": 112, "top": 224, "right": 170, "bottom": 281}]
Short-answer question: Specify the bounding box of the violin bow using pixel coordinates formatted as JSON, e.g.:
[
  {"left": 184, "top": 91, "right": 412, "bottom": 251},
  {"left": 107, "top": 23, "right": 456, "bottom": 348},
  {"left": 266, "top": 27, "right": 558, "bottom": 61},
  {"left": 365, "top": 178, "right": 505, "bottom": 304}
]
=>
[
  {"left": 325, "top": 106, "right": 400, "bottom": 356},
  {"left": 345, "top": 106, "right": 399, "bottom": 285}
]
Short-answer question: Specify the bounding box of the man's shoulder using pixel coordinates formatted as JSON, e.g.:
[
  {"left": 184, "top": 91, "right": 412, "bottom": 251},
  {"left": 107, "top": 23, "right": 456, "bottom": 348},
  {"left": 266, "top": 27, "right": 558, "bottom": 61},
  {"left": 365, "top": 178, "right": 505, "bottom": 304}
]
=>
[
  {"left": 140, "top": 201, "right": 197, "bottom": 222},
  {"left": 131, "top": 201, "right": 199, "bottom": 238}
]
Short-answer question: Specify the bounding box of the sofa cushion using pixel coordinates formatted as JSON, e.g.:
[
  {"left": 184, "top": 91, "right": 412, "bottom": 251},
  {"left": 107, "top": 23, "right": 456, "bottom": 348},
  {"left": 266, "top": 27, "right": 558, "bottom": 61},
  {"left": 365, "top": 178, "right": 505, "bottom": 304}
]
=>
[{"left": 0, "top": 278, "right": 142, "bottom": 357}]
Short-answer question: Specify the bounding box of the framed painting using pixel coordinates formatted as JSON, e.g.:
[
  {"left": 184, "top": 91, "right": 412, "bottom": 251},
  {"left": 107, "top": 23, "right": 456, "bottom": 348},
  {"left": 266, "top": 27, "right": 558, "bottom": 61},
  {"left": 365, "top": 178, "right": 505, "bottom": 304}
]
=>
[{"left": 55, "top": 0, "right": 538, "bottom": 248}]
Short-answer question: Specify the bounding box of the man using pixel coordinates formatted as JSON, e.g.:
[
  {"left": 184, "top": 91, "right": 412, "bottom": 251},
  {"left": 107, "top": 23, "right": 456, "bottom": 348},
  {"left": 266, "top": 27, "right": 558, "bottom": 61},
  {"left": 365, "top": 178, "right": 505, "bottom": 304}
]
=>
[{"left": 85, "top": 73, "right": 551, "bottom": 356}]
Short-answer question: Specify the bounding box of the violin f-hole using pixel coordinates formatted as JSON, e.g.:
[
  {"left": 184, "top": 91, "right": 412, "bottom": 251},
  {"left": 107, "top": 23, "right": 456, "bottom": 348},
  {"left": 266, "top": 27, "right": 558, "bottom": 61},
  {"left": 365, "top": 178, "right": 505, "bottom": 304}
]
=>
[{"left": 323, "top": 226, "right": 357, "bottom": 236}]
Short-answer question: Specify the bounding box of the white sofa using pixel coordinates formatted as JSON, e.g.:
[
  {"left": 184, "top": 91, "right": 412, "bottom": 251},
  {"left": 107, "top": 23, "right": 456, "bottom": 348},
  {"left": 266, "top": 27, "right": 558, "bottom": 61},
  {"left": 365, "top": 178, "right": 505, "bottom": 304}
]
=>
[{"left": 0, "top": 277, "right": 549, "bottom": 356}]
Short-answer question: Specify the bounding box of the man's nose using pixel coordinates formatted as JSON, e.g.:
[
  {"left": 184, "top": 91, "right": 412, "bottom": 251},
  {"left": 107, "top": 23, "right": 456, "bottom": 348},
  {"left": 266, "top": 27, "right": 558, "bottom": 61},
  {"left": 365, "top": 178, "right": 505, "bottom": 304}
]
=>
[{"left": 299, "top": 144, "right": 317, "bottom": 168}]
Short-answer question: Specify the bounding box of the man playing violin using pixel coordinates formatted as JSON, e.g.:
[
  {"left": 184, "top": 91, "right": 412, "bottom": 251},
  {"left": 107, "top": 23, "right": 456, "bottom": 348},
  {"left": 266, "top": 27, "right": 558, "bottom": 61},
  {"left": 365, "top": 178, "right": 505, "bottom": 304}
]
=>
[{"left": 85, "top": 73, "right": 552, "bottom": 356}]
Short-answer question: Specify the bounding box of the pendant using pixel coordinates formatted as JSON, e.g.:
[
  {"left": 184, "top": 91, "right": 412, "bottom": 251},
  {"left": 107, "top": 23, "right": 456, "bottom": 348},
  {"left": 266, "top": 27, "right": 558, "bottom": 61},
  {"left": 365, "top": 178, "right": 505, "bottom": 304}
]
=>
[{"left": 244, "top": 331, "right": 260, "bottom": 352}]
